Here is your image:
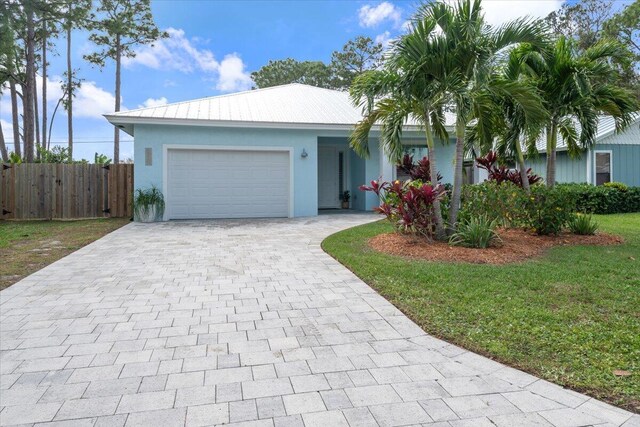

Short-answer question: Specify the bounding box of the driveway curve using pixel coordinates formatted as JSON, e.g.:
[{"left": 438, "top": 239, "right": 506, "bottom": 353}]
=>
[{"left": 1, "top": 214, "right": 637, "bottom": 426}]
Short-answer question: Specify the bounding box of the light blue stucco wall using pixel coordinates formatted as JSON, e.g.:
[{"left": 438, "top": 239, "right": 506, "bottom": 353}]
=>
[
  {"left": 133, "top": 124, "right": 319, "bottom": 217},
  {"left": 132, "top": 124, "right": 470, "bottom": 217}
]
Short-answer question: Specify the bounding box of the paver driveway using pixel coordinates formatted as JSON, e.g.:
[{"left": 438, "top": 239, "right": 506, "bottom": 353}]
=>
[{"left": 1, "top": 214, "right": 637, "bottom": 427}]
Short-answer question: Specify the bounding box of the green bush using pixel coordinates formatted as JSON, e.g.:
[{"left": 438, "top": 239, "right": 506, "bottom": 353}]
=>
[
  {"left": 459, "top": 181, "right": 528, "bottom": 227},
  {"left": 568, "top": 213, "right": 599, "bottom": 235},
  {"left": 603, "top": 181, "right": 628, "bottom": 192},
  {"left": 556, "top": 183, "right": 640, "bottom": 214},
  {"left": 449, "top": 215, "right": 501, "bottom": 248},
  {"left": 523, "top": 185, "right": 576, "bottom": 235}
]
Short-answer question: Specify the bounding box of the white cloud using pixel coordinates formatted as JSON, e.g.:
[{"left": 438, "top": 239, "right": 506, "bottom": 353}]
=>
[
  {"left": 216, "top": 54, "right": 253, "bottom": 92},
  {"left": 473, "top": 0, "right": 564, "bottom": 26},
  {"left": 359, "top": 2, "right": 402, "bottom": 28},
  {"left": 375, "top": 31, "right": 393, "bottom": 48},
  {"left": 138, "top": 97, "right": 168, "bottom": 109},
  {"left": 123, "top": 27, "right": 252, "bottom": 93},
  {"left": 73, "top": 80, "right": 117, "bottom": 118}
]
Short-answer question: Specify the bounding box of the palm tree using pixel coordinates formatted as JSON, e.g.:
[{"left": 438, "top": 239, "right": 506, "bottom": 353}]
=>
[
  {"left": 417, "top": 0, "right": 547, "bottom": 230},
  {"left": 350, "top": 19, "right": 454, "bottom": 241},
  {"left": 516, "top": 37, "right": 638, "bottom": 187},
  {"left": 468, "top": 47, "right": 549, "bottom": 192}
]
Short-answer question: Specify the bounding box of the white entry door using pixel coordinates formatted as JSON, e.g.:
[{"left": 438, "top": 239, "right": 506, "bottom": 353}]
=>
[
  {"left": 166, "top": 148, "right": 290, "bottom": 219},
  {"left": 318, "top": 146, "right": 340, "bottom": 209}
]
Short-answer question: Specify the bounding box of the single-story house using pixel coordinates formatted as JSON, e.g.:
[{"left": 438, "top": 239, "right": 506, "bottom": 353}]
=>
[
  {"left": 105, "top": 83, "right": 639, "bottom": 220},
  {"left": 525, "top": 115, "right": 640, "bottom": 186},
  {"left": 105, "top": 83, "right": 460, "bottom": 220}
]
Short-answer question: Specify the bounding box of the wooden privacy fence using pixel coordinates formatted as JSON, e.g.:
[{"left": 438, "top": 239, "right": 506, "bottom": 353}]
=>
[{"left": 1, "top": 163, "right": 134, "bottom": 220}]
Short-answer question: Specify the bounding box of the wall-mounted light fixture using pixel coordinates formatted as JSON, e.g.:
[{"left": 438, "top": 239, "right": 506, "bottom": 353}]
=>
[{"left": 301, "top": 148, "right": 308, "bottom": 158}]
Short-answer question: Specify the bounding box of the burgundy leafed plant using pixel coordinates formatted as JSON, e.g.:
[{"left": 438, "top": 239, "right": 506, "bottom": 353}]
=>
[
  {"left": 360, "top": 179, "right": 445, "bottom": 240},
  {"left": 476, "top": 151, "right": 542, "bottom": 187},
  {"left": 397, "top": 154, "right": 442, "bottom": 182}
]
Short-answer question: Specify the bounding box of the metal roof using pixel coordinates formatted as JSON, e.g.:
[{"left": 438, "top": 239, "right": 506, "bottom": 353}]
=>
[
  {"left": 535, "top": 115, "right": 640, "bottom": 152},
  {"left": 105, "top": 83, "right": 456, "bottom": 135}
]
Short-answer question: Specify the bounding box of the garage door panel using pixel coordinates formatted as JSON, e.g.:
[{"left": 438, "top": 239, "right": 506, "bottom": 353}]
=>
[{"left": 167, "top": 149, "right": 290, "bottom": 219}]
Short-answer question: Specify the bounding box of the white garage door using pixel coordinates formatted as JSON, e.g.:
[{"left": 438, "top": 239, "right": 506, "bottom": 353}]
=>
[{"left": 166, "top": 149, "right": 290, "bottom": 219}]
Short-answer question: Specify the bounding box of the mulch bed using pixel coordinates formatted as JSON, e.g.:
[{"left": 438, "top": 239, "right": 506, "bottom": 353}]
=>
[{"left": 369, "top": 228, "right": 623, "bottom": 265}]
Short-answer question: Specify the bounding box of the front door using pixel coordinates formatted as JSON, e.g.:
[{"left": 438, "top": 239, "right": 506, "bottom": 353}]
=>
[{"left": 318, "top": 146, "right": 340, "bottom": 209}]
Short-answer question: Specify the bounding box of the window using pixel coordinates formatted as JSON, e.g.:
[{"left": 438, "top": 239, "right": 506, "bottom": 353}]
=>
[{"left": 595, "top": 151, "right": 612, "bottom": 185}]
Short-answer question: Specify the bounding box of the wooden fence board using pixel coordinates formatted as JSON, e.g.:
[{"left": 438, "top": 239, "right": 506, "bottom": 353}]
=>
[{"left": 0, "top": 163, "right": 133, "bottom": 220}]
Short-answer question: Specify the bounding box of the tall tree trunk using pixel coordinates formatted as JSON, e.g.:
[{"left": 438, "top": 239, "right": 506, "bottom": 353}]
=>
[
  {"left": 34, "top": 69, "right": 40, "bottom": 156},
  {"left": 113, "top": 36, "right": 121, "bottom": 164},
  {"left": 448, "top": 119, "right": 465, "bottom": 234},
  {"left": 546, "top": 122, "right": 557, "bottom": 188},
  {"left": 424, "top": 115, "right": 446, "bottom": 241},
  {"left": 0, "top": 120, "right": 8, "bottom": 162},
  {"left": 24, "top": 6, "right": 36, "bottom": 162},
  {"left": 9, "top": 80, "right": 21, "bottom": 158},
  {"left": 42, "top": 23, "right": 47, "bottom": 150},
  {"left": 514, "top": 138, "right": 530, "bottom": 192},
  {"left": 66, "top": 25, "right": 73, "bottom": 158}
]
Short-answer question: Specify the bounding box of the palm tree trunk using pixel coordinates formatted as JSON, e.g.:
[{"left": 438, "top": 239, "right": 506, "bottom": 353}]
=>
[
  {"left": 448, "top": 119, "right": 465, "bottom": 234},
  {"left": 67, "top": 26, "right": 73, "bottom": 158},
  {"left": 514, "top": 138, "right": 530, "bottom": 192},
  {"left": 9, "top": 80, "right": 21, "bottom": 158},
  {"left": 113, "top": 36, "right": 121, "bottom": 164},
  {"left": 424, "top": 115, "right": 446, "bottom": 241},
  {"left": 546, "top": 122, "right": 557, "bottom": 187},
  {"left": 0, "top": 121, "right": 8, "bottom": 162}
]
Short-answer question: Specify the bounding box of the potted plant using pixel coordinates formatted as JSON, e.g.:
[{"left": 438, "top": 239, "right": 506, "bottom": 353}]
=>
[
  {"left": 134, "top": 186, "right": 165, "bottom": 222},
  {"left": 341, "top": 190, "right": 350, "bottom": 209}
]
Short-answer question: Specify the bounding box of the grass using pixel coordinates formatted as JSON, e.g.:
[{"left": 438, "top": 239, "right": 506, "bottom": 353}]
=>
[
  {"left": 322, "top": 213, "right": 640, "bottom": 412},
  {"left": 0, "top": 218, "right": 130, "bottom": 290}
]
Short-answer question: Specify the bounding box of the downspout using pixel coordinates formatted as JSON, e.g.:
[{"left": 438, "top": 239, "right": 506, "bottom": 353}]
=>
[{"left": 586, "top": 147, "right": 592, "bottom": 185}]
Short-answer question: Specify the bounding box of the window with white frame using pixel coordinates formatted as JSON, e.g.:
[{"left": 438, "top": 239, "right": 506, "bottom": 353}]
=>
[{"left": 595, "top": 151, "right": 612, "bottom": 185}]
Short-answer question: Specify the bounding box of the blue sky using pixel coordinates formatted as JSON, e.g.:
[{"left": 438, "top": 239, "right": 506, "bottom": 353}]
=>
[{"left": 1, "top": 0, "right": 585, "bottom": 161}]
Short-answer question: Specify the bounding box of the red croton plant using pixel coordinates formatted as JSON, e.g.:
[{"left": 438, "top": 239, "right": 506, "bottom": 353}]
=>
[
  {"left": 476, "top": 151, "right": 542, "bottom": 187},
  {"left": 360, "top": 179, "right": 445, "bottom": 240},
  {"left": 398, "top": 154, "right": 443, "bottom": 182}
]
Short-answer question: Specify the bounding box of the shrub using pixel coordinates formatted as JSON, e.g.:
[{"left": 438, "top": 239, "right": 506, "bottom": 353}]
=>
[
  {"left": 459, "top": 181, "right": 528, "bottom": 227},
  {"left": 556, "top": 183, "right": 640, "bottom": 214},
  {"left": 134, "top": 186, "right": 165, "bottom": 222},
  {"left": 476, "top": 151, "right": 542, "bottom": 187},
  {"left": 523, "top": 185, "right": 576, "bottom": 235},
  {"left": 449, "top": 215, "right": 501, "bottom": 248},
  {"left": 360, "top": 179, "right": 445, "bottom": 240},
  {"left": 603, "top": 181, "right": 628, "bottom": 192},
  {"left": 568, "top": 213, "right": 599, "bottom": 235}
]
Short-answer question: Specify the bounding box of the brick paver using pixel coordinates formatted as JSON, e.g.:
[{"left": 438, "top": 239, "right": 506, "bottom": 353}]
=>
[{"left": 1, "top": 214, "right": 637, "bottom": 426}]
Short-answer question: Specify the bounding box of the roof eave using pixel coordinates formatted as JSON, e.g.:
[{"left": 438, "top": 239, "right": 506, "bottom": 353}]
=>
[{"left": 103, "top": 115, "right": 449, "bottom": 134}]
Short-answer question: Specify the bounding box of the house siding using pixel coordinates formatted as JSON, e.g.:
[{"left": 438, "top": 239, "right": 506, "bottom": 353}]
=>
[
  {"left": 525, "top": 152, "right": 587, "bottom": 184},
  {"left": 591, "top": 144, "right": 640, "bottom": 186}
]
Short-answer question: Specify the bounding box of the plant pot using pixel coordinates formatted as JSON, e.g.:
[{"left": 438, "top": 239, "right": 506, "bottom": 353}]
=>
[
  {"left": 137, "top": 205, "right": 160, "bottom": 223},
  {"left": 341, "top": 202, "right": 350, "bottom": 209}
]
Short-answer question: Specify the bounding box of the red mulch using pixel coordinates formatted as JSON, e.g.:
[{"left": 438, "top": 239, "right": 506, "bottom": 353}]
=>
[{"left": 369, "top": 228, "right": 623, "bottom": 265}]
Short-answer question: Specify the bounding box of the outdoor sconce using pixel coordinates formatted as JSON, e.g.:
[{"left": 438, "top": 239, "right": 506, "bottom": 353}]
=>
[{"left": 301, "top": 148, "right": 308, "bottom": 158}]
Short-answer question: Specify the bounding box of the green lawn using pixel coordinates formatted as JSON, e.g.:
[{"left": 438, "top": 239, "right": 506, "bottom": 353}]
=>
[
  {"left": 322, "top": 213, "right": 640, "bottom": 412},
  {"left": 0, "top": 218, "right": 130, "bottom": 290}
]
